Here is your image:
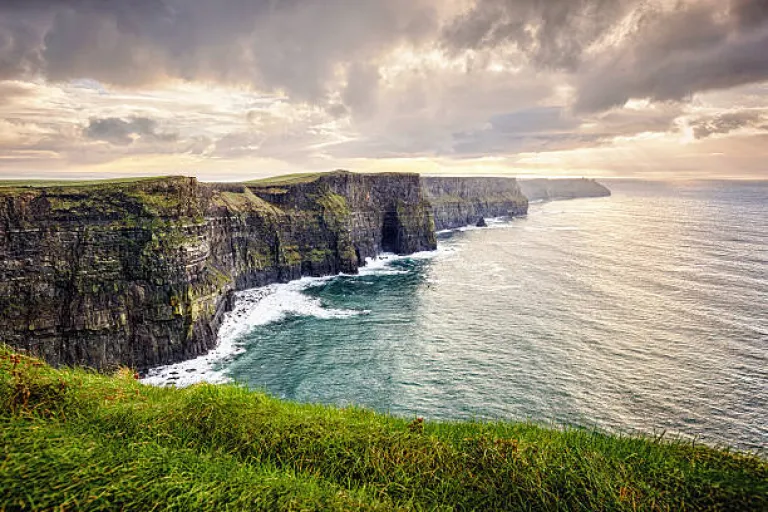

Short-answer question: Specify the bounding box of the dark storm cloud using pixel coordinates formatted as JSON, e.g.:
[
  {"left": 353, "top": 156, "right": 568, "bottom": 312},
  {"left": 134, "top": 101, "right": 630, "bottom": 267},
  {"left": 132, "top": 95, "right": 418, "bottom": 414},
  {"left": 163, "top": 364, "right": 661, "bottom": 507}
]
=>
[
  {"left": 0, "top": 7, "right": 48, "bottom": 80},
  {"left": 442, "top": 0, "right": 768, "bottom": 112},
  {"left": 2, "top": 0, "right": 767, "bottom": 116},
  {"left": 85, "top": 117, "right": 177, "bottom": 145},
  {"left": 690, "top": 110, "right": 766, "bottom": 139},
  {"left": 574, "top": 0, "right": 768, "bottom": 111},
  {"left": 0, "top": 0, "right": 437, "bottom": 106},
  {"left": 441, "top": 0, "right": 632, "bottom": 70},
  {"left": 731, "top": 0, "right": 768, "bottom": 29}
]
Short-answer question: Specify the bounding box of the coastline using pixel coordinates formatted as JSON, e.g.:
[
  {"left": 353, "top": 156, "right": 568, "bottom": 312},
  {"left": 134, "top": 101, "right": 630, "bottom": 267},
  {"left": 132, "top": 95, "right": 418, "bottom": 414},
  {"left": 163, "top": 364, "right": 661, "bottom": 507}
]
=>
[{"left": 141, "top": 216, "right": 513, "bottom": 387}]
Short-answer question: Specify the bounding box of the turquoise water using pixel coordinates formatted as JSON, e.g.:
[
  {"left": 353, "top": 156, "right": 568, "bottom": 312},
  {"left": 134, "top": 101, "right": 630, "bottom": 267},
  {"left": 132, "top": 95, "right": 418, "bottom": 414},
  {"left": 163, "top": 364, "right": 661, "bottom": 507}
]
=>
[{"left": 153, "top": 180, "right": 768, "bottom": 451}]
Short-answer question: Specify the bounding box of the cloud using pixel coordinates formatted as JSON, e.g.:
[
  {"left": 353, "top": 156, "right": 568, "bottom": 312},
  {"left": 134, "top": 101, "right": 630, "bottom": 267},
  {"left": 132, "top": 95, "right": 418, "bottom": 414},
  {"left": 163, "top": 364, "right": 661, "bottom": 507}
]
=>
[
  {"left": 0, "top": 0, "right": 440, "bottom": 108},
  {"left": 574, "top": 0, "right": 768, "bottom": 112},
  {"left": 731, "top": 0, "right": 768, "bottom": 30},
  {"left": 2, "top": 0, "right": 767, "bottom": 118},
  {"left": 0, "top": 80, "right": 36, "bottom": 104},
  {"left": 450, "top": 107, "right": 591, "bottom": 156},
  {"left": 342, "top": 63, "right": 381, "bottom": 119},
  {"left": 441, "top": 0, "right": 632, "bottom": 70},
  {"left": 0, "top": 6, "right": 48, "bottom": 81},
  {"left": 690, "top": 110, "right": 766, "bottom": 139},
  {"left": 439, "top": 0, "right": 768, "bottom": 114},
  {"left": 85, "top": 116, "right": 177, "bottom": 145},
  {"left": 0, "top": 1, "right": 767, "bottom": 179}
]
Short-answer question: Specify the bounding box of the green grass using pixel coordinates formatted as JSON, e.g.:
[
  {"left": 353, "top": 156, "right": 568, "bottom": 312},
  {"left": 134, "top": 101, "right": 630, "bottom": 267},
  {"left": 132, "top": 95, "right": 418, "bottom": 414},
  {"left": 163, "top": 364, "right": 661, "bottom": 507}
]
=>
[
  {"left": 0, "top": 170, "right": 414, "bottom": 190},
  {"left": 0, "top": 176, "right": 172, "bottom": 189},
  {"left": 1, "top": 346, "right": 765, "bottom": 511},
  {"left": 246, "top": 171, "right": 335, "bottom": 187},
  {"left": 212, "top": 188, "right": 284, "bottom": 215}
]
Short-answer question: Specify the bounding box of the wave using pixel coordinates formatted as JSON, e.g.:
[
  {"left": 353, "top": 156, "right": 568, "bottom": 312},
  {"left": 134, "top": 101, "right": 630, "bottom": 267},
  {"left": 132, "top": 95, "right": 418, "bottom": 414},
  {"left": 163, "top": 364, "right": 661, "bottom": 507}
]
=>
[
  {"left": 141, "top": 276, "right": 369, "bottom": 388},
  {"left": 357, "top": 254, "right": 412, "bottom": 276},
  {"left": 141, "top": 247, "right": 452, "bottom": 388},
  {"left": 437, "top": 217, "right": 518, "bottom": 236},
  {"left": 356, "top": 246, "right": 455, "bottom": 276},
  {"left": 455, "top": 216, "right": 518, "bottom": 233}
]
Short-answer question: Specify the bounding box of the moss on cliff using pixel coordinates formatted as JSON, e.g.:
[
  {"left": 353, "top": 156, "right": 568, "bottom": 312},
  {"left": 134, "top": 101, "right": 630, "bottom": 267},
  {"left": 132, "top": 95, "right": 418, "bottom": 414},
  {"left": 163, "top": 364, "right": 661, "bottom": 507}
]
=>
[
  {"left": 306, "top": 248, "right": 333, "bottom": 263},
  {"left": 316, "top": 191, "right": 351, "bottom": 234},
  {"left": 0, "top": 176, "right": 205, "bottom": 221},
  {"left": 212, "top": 188, "right": 282, "bottom": 216},
  {"left": 317, "top": 192, "right": 350, "bottom": 218},
  {"left": 280, "top": 244, "right": 303, "bottom": 267}
]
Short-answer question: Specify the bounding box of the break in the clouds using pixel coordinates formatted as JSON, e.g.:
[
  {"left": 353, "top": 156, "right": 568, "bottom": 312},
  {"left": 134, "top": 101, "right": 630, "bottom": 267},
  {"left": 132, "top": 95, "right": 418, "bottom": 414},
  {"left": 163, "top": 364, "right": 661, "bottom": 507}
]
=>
[{"left": 0, "top": 0, "right": 766, "bottom": 180}]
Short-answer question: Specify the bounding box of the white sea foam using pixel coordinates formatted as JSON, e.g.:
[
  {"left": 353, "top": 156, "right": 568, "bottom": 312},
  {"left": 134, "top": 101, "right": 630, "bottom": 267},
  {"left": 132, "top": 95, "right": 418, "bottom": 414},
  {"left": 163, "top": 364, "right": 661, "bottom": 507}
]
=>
[
  {"left": 437, "top": 216, "right": 515, "bottom": 236},
  {"left": 142, "top": 244, "right": 455, "bottom": 388},
  {"left": 453, "top": 216, "right": 518, "bottom": 233},
  {"left": 141, "top": 275, "right": 369, "bottom": 388},
  {"left": 356, "top": 253, "right": 410, "bottom": 276},
  {"left": 356, "top": 247, "right": 453, "bottom": 276}
]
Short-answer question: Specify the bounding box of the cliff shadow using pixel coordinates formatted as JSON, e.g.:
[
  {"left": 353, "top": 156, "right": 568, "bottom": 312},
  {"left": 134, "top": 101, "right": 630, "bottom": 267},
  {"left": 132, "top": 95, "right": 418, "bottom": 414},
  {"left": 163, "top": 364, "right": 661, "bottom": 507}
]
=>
[{"left": 381, "top": 210, "right": 401, "bottom": 254}]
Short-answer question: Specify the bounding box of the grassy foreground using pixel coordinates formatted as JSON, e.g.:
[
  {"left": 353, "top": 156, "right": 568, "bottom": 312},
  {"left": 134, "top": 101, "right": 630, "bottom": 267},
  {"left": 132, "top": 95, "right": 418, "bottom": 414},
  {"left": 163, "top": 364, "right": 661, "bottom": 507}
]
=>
[{"left": 1, "top": 347, "right": 765, "bottom": 511}]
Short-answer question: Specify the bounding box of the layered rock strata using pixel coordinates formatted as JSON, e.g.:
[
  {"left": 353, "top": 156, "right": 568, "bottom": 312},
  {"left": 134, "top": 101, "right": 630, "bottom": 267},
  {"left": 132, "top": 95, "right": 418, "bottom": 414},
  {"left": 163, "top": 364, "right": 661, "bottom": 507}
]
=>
[
  {"left": 0, "top": 172, "right": 435, "bottom": 370},
  {"left": 421, "top": 176, "right": 528, "bottom": 230}
]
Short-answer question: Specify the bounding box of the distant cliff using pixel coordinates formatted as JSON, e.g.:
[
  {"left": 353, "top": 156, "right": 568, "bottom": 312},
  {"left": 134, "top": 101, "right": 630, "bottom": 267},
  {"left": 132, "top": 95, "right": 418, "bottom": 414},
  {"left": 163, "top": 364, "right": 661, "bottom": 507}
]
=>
[
  {"left": 421, "top": 177, "right": 528, "bottom": 230},
  {"left": 0, "top": 171, "right": 609, "bottom": 371},
  {"left": 519, "top": 178, "right": 611, "bottom": 202}
]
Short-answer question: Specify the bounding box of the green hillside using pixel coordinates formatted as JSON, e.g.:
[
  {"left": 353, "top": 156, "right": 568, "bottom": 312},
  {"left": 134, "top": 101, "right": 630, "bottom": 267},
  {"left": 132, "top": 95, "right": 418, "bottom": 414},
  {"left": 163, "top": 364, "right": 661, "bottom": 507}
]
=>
[{"left": 1, "top": 346, "right": 765, "bottom": 511}]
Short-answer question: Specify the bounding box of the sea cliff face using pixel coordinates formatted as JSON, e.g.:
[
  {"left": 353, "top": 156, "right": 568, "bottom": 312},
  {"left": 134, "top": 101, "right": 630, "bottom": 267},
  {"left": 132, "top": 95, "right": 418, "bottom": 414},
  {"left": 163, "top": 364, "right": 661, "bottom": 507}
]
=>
[
  {"left": 0, "top": 171, "right": 608, "bottom": 371},
  {"left": 421, "top": 177, "right": 528, "bottom": 230},
  {"left": 0, "top": 172, "right": 435, "bottom": 370}
]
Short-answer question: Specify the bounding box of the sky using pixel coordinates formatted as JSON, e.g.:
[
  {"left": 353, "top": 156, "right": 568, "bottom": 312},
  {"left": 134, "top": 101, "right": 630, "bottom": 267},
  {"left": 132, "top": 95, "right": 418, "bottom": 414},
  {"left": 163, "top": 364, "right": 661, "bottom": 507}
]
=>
[{"left": 0, "top": 0, "right": 767, "bottom": 181}]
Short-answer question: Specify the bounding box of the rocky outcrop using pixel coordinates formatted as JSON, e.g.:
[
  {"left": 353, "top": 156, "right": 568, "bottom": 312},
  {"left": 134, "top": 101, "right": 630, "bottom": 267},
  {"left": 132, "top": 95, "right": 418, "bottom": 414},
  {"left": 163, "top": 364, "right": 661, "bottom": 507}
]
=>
[
  {"left": 0, "top": 172, "right": 435, "bottom": 371},
  {"left": 421, "top": 177, "right": 528, "bottom": 230},
  {"left": 519, "top": 178, "right": 611, "bottom": 202}
]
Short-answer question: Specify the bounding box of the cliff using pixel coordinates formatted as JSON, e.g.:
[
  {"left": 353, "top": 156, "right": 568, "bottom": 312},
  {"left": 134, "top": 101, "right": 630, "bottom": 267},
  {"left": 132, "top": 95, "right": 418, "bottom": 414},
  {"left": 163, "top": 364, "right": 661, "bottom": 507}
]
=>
[
  {"left": 0, "top": 172, "right": 435, "bottom": 371},
  {"left": 0, "top": 171, "right": 609, "bottom": 371},
  {"left": 421, "top": 177, "right": 528, "bottom": 230},
  {"left": 519, "top": 178, "right": 611, "bottom": 202}
]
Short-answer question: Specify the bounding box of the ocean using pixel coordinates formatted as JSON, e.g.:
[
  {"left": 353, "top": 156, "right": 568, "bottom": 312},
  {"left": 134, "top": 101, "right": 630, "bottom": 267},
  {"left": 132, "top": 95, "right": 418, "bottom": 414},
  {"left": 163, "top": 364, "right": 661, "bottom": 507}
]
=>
[{"left": 144, "top": 180, "right": 767, "bottom": 451}]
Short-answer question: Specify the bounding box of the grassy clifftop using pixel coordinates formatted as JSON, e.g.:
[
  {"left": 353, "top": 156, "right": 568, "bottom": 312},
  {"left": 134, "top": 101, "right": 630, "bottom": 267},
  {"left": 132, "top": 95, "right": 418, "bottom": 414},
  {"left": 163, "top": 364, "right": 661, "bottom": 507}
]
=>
[{"left": 1, "top": 346, "right": 765, "bottom": 511}]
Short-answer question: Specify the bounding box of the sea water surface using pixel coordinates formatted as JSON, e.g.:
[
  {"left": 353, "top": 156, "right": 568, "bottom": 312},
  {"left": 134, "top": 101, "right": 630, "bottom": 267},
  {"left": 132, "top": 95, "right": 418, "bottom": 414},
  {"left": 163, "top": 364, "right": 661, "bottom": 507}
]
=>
[{"left": 145, "top": 180, "right": 767, "bottom": 451}]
